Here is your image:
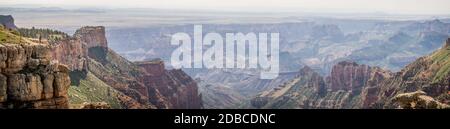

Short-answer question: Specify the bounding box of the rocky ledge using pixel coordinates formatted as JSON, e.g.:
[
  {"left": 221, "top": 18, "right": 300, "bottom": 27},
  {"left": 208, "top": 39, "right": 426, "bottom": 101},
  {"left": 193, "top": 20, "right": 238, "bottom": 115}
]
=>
[{"left": 0, "top": 43, "right": 70, "bottom": 109}]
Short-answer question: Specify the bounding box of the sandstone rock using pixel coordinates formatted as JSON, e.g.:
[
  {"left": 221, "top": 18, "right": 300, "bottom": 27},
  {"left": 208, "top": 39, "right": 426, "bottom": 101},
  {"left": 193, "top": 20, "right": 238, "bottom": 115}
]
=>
[
  {"left": 137, "top": 60, "right": 203, "bottom": 109},
  {"left": 54, "top": 72, "right": 70, "bottom": 98},
  {"left": 51, "top": 39, "right": 88, "bottom": 71},
  {"left": 393, "top": 91, "right": 449, "bottom": 109},
  {"left": 81, "top": 102, "right": 111, "bottom": 109},
  {"left": 27, "top": 59, "right": 40, "bottom": 69},
  {"left": 0, "top": 46, "right": 7, "bottom": 69},
  {"left": 136, "top": 59, "right": 165, "bottom": 76},
  {"left": 7, "top": 74, "right": 43, "bottom": 101},
  {"left": 330, "top": 61, "right": 371, "bottom": 92},
  {"left": 0, "top": 16, "right": 70, "bottom": 109},
  {"left": 57, "top": 64, "right": 70, "bottom": 73},
  {"left": 4, "top": 44, "right": 26, "bottom": 73},
  {"left": 42, "top": 74, "right": 54, "bottom": 99},
  {"left": 0, "top": 43, "right": 70, "bottom": 109},
  {"left": 74, "top": 26, "right": 108, "bottom": 49},
  {"left": 32, "top": 97, "right": 69, "bottom": 109},
  {"left": 0, "top": 74, "right": 6, "bottom": 102}
]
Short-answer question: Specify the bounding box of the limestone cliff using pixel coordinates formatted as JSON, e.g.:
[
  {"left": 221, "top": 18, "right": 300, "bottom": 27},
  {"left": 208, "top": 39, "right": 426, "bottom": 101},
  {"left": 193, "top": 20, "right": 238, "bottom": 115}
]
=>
[
  {"left": 74, "top": 26, "right": 108, "bottom": 49},
  {"left": 51, "top": 38, "right": 88, "bottom": 71},
  {"left": 0, "top": 28, "right": 70, "bottom": 109}
]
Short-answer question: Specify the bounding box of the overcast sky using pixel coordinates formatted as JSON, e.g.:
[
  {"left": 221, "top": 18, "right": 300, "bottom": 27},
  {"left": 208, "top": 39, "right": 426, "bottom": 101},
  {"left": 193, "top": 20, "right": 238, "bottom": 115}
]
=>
[{"left": 2, "top": 0, "right": 450, "bottom": 15}]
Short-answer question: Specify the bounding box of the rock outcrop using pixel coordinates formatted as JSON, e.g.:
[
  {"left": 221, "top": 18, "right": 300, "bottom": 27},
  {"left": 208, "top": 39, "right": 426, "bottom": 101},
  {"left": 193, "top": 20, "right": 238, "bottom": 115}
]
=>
[
  {"left": 51, "top": 38, "right": 88, "bottom": 71},
  {"left": 329, "top": 61, "right": 372, "bottom": 92},
  {"left": 392, "top": 91, "right": 449, "bottom": 109},
  {"left": 136, "top": 60, "right": 203, "bottom": 109},
  {"left": 0, "top": 15, "right": 17, "bottom": 30},
  {"left": 0, "top": 43, "right": 70, "bottom": 109},
  {"left": 252, "top": 61, "right": 392, "bottom": 109},
  {"left": 80, "top": 102, "right": 111, "bottom": 109},
  {"left": 74, "top": 26, "right": 108, "bottom": 49}
]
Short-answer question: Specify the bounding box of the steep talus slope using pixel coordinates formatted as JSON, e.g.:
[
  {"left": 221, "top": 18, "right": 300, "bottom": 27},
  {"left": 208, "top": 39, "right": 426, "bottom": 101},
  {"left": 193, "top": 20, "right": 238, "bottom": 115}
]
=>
[
  {"left": 86, "top": 46, "right": 150, "bottom": 108},
  {"left": 68, "top": 71, "right": 129, "bottom": 109}
]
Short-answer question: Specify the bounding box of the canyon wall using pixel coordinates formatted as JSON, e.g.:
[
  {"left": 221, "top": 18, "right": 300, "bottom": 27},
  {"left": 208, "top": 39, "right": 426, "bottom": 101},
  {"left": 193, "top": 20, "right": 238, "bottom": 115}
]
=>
[
  {"left": 50, "top": 26, "right": 203, "bottom": 109},
  {"left": 51, "top": 38, "right": 88, "bottom": 71},
  {"left": 0, "top": 43, "right": 70, "bottom": 109},
  {"left": 136, "top": 60, "right": 203, "bottom": 109},
  {"left": 74, "top": 26, "right": 108, "bottom": 49}
]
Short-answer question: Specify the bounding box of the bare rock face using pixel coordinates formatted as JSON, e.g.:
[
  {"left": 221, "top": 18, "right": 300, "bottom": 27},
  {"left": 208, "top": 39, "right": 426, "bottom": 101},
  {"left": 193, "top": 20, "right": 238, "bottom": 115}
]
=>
[
  {"left": 51, "top": 26, "right": 105, "bottom": 71},
  {"left": 0, "top": 44, "right": 70, "bottom": 109},
  {"left": 330, "top": 61, "right": 371, "bottom": 92},
  {"left": 74, "top": 26, "right": 108, "bottom": 49},
  {"left": 136, "top": 60, "right": 203, "bottom": 109},
  {"left": 80, "top": 102, "right": 111, "bottom": 109},
  {"left": 51, "top": 39, "right": 88, "bottom": 71}
]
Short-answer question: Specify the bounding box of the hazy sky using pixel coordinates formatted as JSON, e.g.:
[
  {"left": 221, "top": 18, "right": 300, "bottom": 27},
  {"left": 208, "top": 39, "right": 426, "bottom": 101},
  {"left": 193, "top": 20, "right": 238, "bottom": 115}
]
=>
[{"left": 2, "top": 0, "right": 450, "bottom": 14}]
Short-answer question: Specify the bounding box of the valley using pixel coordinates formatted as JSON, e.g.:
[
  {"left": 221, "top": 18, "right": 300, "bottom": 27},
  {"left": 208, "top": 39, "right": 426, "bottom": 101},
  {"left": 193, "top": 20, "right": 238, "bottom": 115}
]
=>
[{"left": 1, "top": 7, "right": 449, "bottom": 109}]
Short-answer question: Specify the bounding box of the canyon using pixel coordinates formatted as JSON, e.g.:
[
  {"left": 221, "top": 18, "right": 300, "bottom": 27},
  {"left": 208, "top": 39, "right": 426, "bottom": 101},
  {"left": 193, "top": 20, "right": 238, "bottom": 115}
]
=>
[
  {"left": 105, "top": 19, "right": 450, "bottom": 108},
  {"left": 59, "top": 26, "right": 203, "bottom": 109},
  {"left": 1, "top": 15, "right": 203, "bottom": 109},
  {"left": 1, "top": 12, "right": 449, "bottom": 109},
  {"left": 250, "top": 39, "right": 450, "bottom": 109}
]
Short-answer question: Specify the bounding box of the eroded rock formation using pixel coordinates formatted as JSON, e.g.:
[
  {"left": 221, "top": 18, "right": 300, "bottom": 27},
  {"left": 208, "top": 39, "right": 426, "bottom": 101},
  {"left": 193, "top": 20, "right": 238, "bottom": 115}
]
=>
[
  {"left": 74, "top": 26, "right": 108, "bottom": 49},
  {"left": 50, "top": 26, "right": 203, "bottom": 109},
  {"left": 252, "top": 61, "right": 392, "bottom": 109},
  {"left": 392, "top": 91, "right": 449, "bottom": 109},
  {"left": 0, "top": 43, "right": 70, "bottom": 109},
  {"left": 252, "top": 39, "right": 450, "bottom": 109},
  {"left": 136, "top": 60, "right": 203, "bottom": 109}
]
